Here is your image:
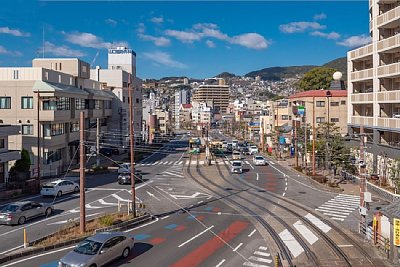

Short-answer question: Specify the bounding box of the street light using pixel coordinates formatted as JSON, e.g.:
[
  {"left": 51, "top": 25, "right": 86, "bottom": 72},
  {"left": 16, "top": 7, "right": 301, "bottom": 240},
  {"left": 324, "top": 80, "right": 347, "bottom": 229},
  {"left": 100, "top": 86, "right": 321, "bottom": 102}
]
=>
[{"left": 325, "top": 90, "right": 332, "bottom": 171}]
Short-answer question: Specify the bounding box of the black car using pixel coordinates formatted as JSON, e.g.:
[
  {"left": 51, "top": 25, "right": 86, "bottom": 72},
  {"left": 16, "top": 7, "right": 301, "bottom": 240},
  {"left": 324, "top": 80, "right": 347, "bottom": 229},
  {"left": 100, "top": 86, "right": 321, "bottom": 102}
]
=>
[
  {"left": 118, "top": 171, "right": 142, "bottom": 185},
  {"left": 99, "top": 147, "right": 112, "bottom": 157}
]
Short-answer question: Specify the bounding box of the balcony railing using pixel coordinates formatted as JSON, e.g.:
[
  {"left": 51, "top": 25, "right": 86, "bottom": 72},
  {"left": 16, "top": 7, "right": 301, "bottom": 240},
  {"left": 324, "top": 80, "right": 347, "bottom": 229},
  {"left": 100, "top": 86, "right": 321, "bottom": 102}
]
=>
[
  {"left": 350, "top": 43, "right": 373, "bottom": 59},
  {"left": 377, "top": 117, "right": 400, "bottom": 129},
  {"left": 377, "top": 62, "right": 400, "bottom": 77},
  {"left": 377, "top": 90, "right": 400, "bottom": 102},
  {"left": 351, "top": 116, "right": 374, "bottom": 126},
  {"left": 350, "top": 68, "right": 374, "bottom": 81},
  {"left": 377, "top": 34, "right": 400, "bottom": 52},
  {"left": 350, "top": 93, "right": 374, "bottom": 102},
  {"left": 377, "top": 5, "right": 400, "bottom": 27}
]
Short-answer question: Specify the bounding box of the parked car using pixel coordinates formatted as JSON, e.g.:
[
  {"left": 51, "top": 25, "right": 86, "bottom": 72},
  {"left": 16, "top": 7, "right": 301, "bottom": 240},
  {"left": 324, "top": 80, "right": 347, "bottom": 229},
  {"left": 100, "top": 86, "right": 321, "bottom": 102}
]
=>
[
  {"left": 100, "top": 147, "right": 112, "bottom": 157},
  {"left": 58, "top": 232, "right": 134, "bottom": 267},
  {"left": 231, "top": 160, "right": 243, "bottom": 174},
  {"left": 249, "top": 145, "right": 259, "bottom": 155},
  {"left": 40, "top": 179, "right": 80, "bottom": 197},
  {"left": 0, "top": 201, "right": 54, "bottom": 225},
  {"left": 118, "top": 171, "right": 142, "bottom": 184},
  {"left": 241, "top": 147, "right": 250, "bottom": 155},
  {"left": 253, "top": 155, "right": 267, "bottom": 166}
]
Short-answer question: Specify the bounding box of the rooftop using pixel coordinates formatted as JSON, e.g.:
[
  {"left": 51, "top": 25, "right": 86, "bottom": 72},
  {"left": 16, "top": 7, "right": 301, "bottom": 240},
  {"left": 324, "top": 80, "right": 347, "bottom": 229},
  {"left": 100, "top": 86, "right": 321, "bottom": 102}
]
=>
[{"left": 289, "top": 89, "right": 347, "bottom": 99}]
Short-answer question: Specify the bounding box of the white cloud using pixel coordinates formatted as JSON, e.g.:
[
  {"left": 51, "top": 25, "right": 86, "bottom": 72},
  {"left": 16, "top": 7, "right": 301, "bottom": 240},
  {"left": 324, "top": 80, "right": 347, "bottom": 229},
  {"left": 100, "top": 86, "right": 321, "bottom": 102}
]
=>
[
  {"left": 164, "top": 23, "right": 269, "bottom": 50},
  {"left": 279, "top": 22, "right": 326, "bottom": 33},
  {"left": 151, "top": 17, "right": 164, "bottom": 24},
  {"left": 0, "top": 26, "right": 30, "bottom": 37},
  {"left": 138, "top": 33, "right": 170, "bottom": 46},
  {"left": 64, "top": 31, "right": 128, "bottom": 49},
  {"left": 206, "top": 40, "right": 215, "bottom": 48},
  {"left": 138, "top": 23, "right": 146, "bottom": 33},
  {"left": 105, "top": 19, "right": 117, "bottom": 26},
  {"left": 314, "top": 13, "right": 327, "bottom": 20},
  {"left": 0, "top": 45, "right": 22, "bottom": 56},
  {"left": 142, "top": 51, "right": 187, "bottom": 69},
  {"left": 43, "top": 41, "right": 86, "bottom": 57},
  {"left": 337, "top": 34, "right": 371, "bottom": 48},
  {"left": 310, "top": 31, "right": 341, "bottom": 40}
]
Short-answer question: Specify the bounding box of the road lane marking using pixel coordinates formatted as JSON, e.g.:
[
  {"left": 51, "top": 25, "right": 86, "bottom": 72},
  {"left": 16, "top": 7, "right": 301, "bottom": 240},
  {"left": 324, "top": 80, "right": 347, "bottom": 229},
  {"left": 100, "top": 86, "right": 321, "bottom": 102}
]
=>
[
  {"left": 279, "top": 229, "right": 304, "bottom": 257},
  {"left": 243, "top": 261, "right": 269, "bottom": 267},
  {"left": 305, "top": 213, "right": 331, "bottom": 233},
  {"left": 161, "top": 215, "right": 170, "bottom": 220},
  {"left": 248, "top": 256, "right": 272, "bottom": 263},
  {"left": 315, "top": 208, "right": 351, "bottom": 215},
  {"left": 293, "top": 220, "right": 318, "bottom": 245},
  {"left": 338, "top": 244, "right": 353, "bottom": 247},
  {"left": 253, "top": 251, "right": 270, "bottom": 257},
  {"left": 258, "top": 246, "right": 268, "bottom": 251},
  {"left": 233, "top": 242, "right": 243, "bottom": 252},
  {"left": 256, "top": 173, "right": 259, "bottom": 181},
  {"left": 249, "top": 163, "right": 255, "bottom": 170},
  {"left": 248, "top": 229, "right": 256, "bottom": 237},
  {"left": 146, "top": 191, "right": 161, "bottom": 201},
  {"left": 178, "top": 225, "right": 215, "bottom": 248},
  {"left": 216, "top": 259, "right": 226, "bottom": 267}
]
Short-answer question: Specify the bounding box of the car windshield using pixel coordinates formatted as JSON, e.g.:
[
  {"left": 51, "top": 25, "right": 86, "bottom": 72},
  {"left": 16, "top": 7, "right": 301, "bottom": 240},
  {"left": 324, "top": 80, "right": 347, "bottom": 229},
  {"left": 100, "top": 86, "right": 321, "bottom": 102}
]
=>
[
  {"left": 255, "top": 156, "right": 264, "bottom": 160},
  {"left": 73, "top": 239, "right": 102, "bottom": 255},
  {"left": 233, "top": 162, "right": 242, "bottom": 166},
  {"left": 251, "top": 146, "right": 257, "bottom": 149},
  {"left": 1, "top": 204, "right": 19, "bottom": 213},
  {"left": 42, "top": 182, "right": 57, "bottom": 189}
]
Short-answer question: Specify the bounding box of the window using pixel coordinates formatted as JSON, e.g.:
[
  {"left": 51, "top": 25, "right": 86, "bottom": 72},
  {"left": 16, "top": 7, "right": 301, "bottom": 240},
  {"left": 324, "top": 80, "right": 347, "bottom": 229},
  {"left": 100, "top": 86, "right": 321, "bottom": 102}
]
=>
[
  {"left": 316, "top": 101, "right": 325, "bottom": 107},
  {"left": 43, "top": 123, "right": 65, "bottom": 136},
  {"left": 43, "top": 148, "right": 63, "bottom": 164},
  {"left": 56, "top": 97, "right": 71, "bottom": 110},
  {"left": 13, "top": 70, "right": 19, "bottom": 80},
  {"left": 0, "top": 97, "right": 11, "bottom": 109},
  {"left": 341, "top": 100, "right": 346, "bottom": 105},
  {"left": 123, "top": 82, "right": 128, "bottom": 88},
  {"left": 281, "top": 115, "right": 289, "bottom": 120},
  {"left": 104, "top": 100, "right": 111, "bottom": 109},
  {"left": 22, "top": 125, "right": 33, "bottom": 135},
  {"left": 136, "top": 98, "right": 139, "bottom": 104},
  {"left": 70, "top": 122, "right": 79, "bottom": 132},
  {"left": 94, "top": 100, "right": 101, "bottom": 110},
  {"left": 330, "top": 102, "right": 339, "bottom": 106},
  {"left": 75, "top": 98, "right": 85, "bottom": 110},
  {"left": 331, "top": 118, "right": 339, "bottom": 123},
  {"left": 123, "top": 96, "right": 126, "bottom": 103},
  {"left": 316, "top": 117, "right": 326, "bottom": 123},
  {"left": 0, "top": 138, "right": 4, "bottom": 149},
  {"left": 21, "top": 97, "right": 33, "bottom": 109},
  {"left": 42, "top": 97, "right": 57, "bottom": 110}
]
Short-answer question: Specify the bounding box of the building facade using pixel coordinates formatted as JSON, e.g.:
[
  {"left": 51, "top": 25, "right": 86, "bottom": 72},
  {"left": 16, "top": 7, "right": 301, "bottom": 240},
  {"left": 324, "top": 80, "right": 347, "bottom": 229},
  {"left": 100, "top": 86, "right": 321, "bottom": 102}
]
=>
[
  {"left": 347, "top": 0, "right": 400, "bottom": 175},
  {"left": 174, "top": 88, "right": 191, "bottom": 130},
  {"left": 0, "top": 125, "right": 21, "bottom": 187},
  {"left": 192, "top": 80, "right": 229, "bottom": 114}
]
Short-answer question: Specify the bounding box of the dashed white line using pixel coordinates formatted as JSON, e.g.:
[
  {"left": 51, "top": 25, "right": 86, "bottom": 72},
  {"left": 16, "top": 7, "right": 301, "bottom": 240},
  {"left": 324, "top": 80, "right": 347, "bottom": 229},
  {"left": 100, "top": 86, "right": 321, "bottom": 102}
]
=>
[
  {"left": 248, "top": 256, "right": 272, "bottom": 264},
  {"left": 161, "top": 215, "right": 170, "bottom": 220},
  {"left": 216, "top": 259, "right": 226, "bottom": 267},
  {"left": 248, "top": 229, "right": 256, "bottom": 237},
  {"left": 178, "top": 225, "right": 215, "bottom": 248},
  {"left": 253, "top": 251, "right": 270, "bottom": 257},
  {"left": 256, "top": 173, "right": 259, "bottom": 181},
  {"left": 233, "top": 242, "right": 243, "bottom": 252}
]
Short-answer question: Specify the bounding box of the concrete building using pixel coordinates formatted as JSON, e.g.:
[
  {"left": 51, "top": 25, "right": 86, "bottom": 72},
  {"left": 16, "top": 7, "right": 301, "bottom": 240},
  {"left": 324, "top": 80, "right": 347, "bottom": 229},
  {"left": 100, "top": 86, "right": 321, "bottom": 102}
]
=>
[
  {"left": 192, "top": 79, "right": 229, "bottom": 114},
  {"left": 0, "top": 58, "right": 113, "bottom": 177},
  {"left": 347, "top": 0, "right": 400, "bottom": 176},
  {"left": 192, "top": 101, "right": 212, "bottom": 130},
  {"left": 174, "top": 88, "right": 190, "bottom": 129},
  {"left": 179, "top": 104, "right": 192, "bottom": 130},
  {"left": 91, "top": 47, "right": 142, "bottom": 146},
  {"left": 154, "top": 109, "right": 170, "bottom": 136},
  {"left": 0, "top": 125, "right": 20, "bottom": 187}
]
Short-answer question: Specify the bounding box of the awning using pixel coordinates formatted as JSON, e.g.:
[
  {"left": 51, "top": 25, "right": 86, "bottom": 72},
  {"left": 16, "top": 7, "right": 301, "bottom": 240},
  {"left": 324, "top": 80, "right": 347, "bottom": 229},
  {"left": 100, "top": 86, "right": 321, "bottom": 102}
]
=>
[
  {"left": 84, "top": 88, "right": 114, "bottom": 100},
  {"left": 32, "top": 81, "right": 89, "bottom": 97}
]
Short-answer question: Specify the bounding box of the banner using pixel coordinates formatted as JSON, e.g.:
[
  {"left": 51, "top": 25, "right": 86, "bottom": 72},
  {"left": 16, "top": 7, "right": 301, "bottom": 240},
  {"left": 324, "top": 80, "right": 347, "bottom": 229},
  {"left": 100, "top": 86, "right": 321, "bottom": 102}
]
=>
[{"left": 394, "top": 218, "right": 400, "bottom": 246}]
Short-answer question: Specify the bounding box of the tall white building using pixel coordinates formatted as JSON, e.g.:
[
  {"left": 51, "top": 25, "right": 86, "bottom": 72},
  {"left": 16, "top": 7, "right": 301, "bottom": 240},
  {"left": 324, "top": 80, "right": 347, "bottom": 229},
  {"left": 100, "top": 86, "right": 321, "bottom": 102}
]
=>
[
  {"left": 108, "top": 47, "right": 136, "bottom": 78},
  {"left": 174, "top": 88, "right": 191, "bottom": 129}
]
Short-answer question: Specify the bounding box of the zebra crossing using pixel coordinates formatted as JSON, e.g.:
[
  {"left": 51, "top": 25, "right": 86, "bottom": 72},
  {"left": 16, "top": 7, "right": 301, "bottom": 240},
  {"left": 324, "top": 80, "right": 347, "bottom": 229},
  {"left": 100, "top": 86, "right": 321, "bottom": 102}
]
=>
[
  {"left": 137, "top": 160, "right": 184, "bottom": 166},
  {"left": 243, "top": 246, "right": 273, "bottom": 267},
  {"left": 137, "top": 159, "right": 253, "bottom": 166},
  {"left": 315, "top": 194, "right": 360, "bottom": 221}
]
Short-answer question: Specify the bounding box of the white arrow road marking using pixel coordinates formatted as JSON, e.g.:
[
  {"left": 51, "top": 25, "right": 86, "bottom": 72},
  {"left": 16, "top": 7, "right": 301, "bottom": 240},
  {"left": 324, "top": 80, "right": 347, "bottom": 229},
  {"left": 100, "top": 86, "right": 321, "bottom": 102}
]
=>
[
  {"left": 146, "top": 191, "right": 161, "bottom": 201},
  {"left": 169, "top": 192, "right": 211, "bottom": 200},
  {"left": 98, "top": 199, "right": 118, "bottom": 206},
  {"left": 47, "top": 212, "right": 104, "bottom": 226}
]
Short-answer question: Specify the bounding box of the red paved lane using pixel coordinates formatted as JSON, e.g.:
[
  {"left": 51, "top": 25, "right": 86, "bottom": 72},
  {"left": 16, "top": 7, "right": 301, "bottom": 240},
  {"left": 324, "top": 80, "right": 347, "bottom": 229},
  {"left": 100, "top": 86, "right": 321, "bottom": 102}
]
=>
[{"left": 171, "top": 221, "right": 249, "bottom": 267}]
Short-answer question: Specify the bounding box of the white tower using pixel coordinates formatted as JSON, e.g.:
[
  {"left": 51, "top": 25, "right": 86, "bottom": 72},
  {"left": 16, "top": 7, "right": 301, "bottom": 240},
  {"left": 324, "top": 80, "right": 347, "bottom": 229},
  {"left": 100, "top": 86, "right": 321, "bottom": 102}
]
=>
[{"left": 108, "top": 47, "right": 136, "bottom": 77}]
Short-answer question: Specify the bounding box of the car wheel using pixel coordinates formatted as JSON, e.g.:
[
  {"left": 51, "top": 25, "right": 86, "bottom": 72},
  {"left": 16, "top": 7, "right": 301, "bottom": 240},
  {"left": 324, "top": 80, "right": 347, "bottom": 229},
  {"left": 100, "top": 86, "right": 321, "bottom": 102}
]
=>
[
  {"left": 57, "top": 191, "right": 62, "bottom": 197},
  {"left": 45, "top": 207, "right": 52, "bottom": 216},
  {"left": 74, "top": 186, "right": 79, "bottom": 193},
  {"left": 89, "top": 265, "right": 97, "bottom": 267},
  {"left": 122, "top": 247, "right": 130, "bottom": 258},
  {"left": 18, "top": 216, "right": 26, "bottom": 225}
]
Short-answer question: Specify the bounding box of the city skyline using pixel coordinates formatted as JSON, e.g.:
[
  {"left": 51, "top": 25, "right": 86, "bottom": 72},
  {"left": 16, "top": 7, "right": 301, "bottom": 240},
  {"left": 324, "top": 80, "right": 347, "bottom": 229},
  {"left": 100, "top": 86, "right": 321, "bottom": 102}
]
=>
[{"left": 1, "top": 1, "right": 369, "bottom": 79}]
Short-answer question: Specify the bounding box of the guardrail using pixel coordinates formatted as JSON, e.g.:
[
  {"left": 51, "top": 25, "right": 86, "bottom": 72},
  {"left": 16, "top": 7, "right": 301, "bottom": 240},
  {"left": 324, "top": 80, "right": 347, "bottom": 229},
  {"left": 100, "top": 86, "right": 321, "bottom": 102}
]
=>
[{"left": 341, "top": 171, "right": 400, "bottom": 203}]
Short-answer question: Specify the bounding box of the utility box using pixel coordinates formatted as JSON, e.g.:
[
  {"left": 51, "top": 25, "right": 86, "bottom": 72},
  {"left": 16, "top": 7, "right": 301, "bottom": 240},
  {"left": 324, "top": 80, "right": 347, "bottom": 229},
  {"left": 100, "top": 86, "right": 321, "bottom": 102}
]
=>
[
  {"left": 359, "top": 206, "right": 368, "bottom": 216},
  {"left": 364, "top": 192, "right": 372, "bottom": 202}
]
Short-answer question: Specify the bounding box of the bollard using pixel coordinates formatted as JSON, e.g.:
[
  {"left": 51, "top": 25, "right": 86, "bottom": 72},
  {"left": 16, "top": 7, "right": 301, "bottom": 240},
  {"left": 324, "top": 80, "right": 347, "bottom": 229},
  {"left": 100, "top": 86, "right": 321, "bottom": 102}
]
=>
[
  {"left": 23, "top": 228, "right": 28, "bottom": 248},
  {"left": 275, "top": 254, "right": 279, "bottom": 267}
]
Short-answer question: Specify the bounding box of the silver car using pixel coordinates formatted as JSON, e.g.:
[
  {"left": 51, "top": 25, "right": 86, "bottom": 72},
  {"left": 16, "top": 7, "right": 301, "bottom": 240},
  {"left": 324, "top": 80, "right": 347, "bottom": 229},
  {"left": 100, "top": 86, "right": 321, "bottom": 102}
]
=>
[
  {"left": 58, "top": 232, "right": 134, "bottom": 267},
  {"left": 0, "top": 201, "right": 54, "bottom": 225}
]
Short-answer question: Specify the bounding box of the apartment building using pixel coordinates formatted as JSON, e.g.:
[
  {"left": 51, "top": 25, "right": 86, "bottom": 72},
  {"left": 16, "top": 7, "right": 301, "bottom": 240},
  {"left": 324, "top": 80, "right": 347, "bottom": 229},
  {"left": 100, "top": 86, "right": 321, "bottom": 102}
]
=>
[
  {"left": 179, "top": 104, "right": 192, "bottom": 130},
  {"left": 289, "top": 90, "right": 348, "bottom": 135},
  {"left": 0, "top": 58, "right": 113, "bottom": 177},
  {"left": 174, "top": 87, "right": 191, "bottom": 130},
  {"left": 192, "top": 101, "right": 212, "bottom": 130},
  {"left": 192, "top": 79, "right": 229, "bottom": 114},
  {"left": 347, "top": 0, "right": 400, "bottom": 174},
  {"left": 0, "top": 125, "right": 21, "bottom": 187},
  {"left": 154, "top": 109, "right": 170, "bottom": 136},
  {"left": 91, "top": 47, "right": 143, "bottom": 146}
]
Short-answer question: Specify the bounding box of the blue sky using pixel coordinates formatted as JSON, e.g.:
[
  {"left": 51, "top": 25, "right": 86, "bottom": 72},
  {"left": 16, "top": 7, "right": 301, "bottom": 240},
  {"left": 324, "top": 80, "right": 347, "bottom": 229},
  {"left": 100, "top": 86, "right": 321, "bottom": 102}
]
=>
[{"left": 0, "top": 1, "right": 370, "bottom": 79}]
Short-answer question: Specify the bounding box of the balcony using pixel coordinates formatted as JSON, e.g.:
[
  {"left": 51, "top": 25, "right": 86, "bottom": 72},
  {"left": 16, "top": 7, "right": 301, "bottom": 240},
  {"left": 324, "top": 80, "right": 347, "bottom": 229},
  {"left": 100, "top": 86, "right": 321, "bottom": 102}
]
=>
[
  {"left": 377, "top": 34, "right": 400, "bottom": 52},
  {"left": 377, "top": 90, "right": 400, "bottom": 102},
  {"left": 350, "top": 93, "right": 374, "bottom": 103},
  {"left": 377, "top": 62, "right": 400, "bottom": 77},
  {"left": 377, "top": 117, "right": 400, "bottom": 129},
  {"left": 377, "top": 5, "right": 400, "bottom": 28},
  {"left": 350, "top": 43, "right": 373, "bottom": 60},
  {"left": 351, "top": 116, "right": 374, "bottom": 126},
  {"left": 40, "top": 110, "right": 71, "bottom": 122},
  {"left": 0, "top": 150, "right": 20, "bottom": 163},
  {"left": 350, "top": 68, "right": 374, "bottom": 81}
]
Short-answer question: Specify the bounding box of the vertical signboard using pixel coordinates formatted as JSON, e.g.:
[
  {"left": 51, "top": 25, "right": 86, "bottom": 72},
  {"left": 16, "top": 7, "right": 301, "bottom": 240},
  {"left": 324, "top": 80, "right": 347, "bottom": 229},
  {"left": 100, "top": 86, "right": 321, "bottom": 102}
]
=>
[{"left": 394, "top": 218, "right": 400, "bottom": 246}]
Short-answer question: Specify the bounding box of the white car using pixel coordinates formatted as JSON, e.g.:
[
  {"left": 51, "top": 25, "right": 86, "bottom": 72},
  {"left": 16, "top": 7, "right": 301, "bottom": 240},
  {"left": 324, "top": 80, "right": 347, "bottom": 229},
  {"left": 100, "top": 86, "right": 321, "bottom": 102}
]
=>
[
  {"left": 231, "top": 160, "right": 243, "bottom": 174},
  {"left": 40, "top": 179, "right": 79, "bottom": 197},
  {"left": 249, "top": 145, "right": 259, "bottom": 155},
  {"left": 232, "top": 151, "right": 241, "bottom": 160},
  {"left": 253, "top": 155, "right": 267, "bottom": 166}
]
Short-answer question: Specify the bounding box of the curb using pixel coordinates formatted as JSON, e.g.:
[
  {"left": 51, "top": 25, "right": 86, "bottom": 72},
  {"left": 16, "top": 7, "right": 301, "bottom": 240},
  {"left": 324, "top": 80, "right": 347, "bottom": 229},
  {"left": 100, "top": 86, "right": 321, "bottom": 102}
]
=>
[{"left": 0, "top": 213, "right": 153, "bottom": 265}]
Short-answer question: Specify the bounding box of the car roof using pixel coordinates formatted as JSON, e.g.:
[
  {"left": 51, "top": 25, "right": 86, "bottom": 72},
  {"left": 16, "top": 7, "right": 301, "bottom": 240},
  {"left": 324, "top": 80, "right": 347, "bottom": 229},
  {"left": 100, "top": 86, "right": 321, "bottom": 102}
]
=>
[
  {"left": 9, "top": 201, "right": 33, "bottom": 206},
  {"left": 87, "top": 232, "right": 127, "bottom": 242},
  {"left": 255, "top": 155, "right": 264, "bottom": 158},
  {"left": 232, "top": 160, "right": 242, "bottom": 163}
]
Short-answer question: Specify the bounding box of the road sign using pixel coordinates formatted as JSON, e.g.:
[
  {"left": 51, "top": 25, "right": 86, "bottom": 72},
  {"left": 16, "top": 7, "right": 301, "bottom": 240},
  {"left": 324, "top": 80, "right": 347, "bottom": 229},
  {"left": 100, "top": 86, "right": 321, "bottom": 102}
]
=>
[{"left": 394, "top": 218, "right": 400, "bottom": 246}]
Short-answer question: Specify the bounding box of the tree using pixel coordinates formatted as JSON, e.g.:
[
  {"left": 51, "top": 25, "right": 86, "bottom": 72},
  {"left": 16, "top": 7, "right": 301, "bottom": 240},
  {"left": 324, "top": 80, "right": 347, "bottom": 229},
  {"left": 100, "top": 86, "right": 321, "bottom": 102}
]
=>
[
  {"left": 10, "top": 149, "right": 31, "bottom": 172},
  {"left": 298, "top": 67, "right": 336, "bottom": 91}
]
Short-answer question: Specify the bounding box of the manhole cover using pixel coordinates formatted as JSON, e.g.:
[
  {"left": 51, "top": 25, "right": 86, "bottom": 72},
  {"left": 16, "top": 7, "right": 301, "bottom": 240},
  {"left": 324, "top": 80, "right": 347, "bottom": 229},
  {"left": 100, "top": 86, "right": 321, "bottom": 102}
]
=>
[{"left": 298, "top": 191, "right": 306, "bottom": 194}]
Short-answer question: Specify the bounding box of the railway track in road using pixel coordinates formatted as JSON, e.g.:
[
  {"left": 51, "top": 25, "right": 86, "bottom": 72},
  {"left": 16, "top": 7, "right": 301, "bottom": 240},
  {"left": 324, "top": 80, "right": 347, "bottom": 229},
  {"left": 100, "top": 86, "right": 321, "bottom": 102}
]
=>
[
  {"left": 216, "top": 155, "right": 379, "bottom": 267},
  {"left": 186, "top": 154, "right": 298, "bottom": 267}
]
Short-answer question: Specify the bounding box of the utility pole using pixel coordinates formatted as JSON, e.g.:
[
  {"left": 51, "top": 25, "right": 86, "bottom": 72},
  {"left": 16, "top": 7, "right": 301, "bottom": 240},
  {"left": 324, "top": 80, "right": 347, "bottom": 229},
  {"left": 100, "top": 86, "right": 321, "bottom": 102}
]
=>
[
  {"left": 275, "top": 102, "right": 280, "bottom": 159},
  {"left": 312, "top": 97, "right": 316, "bottom": 176},
  {"left": 128, "top": 75, "right": 136, "bottom": 217},
  {"left": 96, "top": 117, "right": 100, "bottom": 167},
  {"left": 36, "top": 91, "right": 41, "bottom": 188},
  {"left": 360, "top": 125, "right": 366, "bottom": 234},
  {"left": 294, "top": 118, "right": 298, "bottom": 168},
  {"left": 304, "top": 116, "right": 307, "bottom": 170},
  {"left": 79, "top": 111, "right": 86, "bottom": 233}
]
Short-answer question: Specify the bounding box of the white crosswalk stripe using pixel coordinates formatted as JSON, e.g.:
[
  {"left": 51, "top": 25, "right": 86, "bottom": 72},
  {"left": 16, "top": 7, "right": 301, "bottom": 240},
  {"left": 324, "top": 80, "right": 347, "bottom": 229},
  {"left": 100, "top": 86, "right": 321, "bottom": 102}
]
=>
[
  {"left": 315, "top": 194, "right": 360, "bottom": 221},
  {"left": 244, "top": 246, "right": 273, "bottom": 266}
]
